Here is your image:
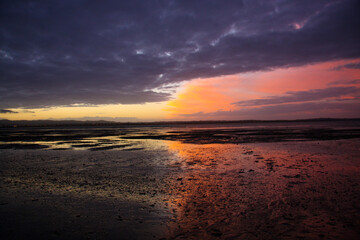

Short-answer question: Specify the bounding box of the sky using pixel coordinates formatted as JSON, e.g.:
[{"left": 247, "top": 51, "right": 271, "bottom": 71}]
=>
[{"left": 0, "top": 0, "right": 359, "bottom": 121}]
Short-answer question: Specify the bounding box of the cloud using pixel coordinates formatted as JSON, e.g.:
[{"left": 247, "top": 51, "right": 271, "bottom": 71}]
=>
[
  {"left": 1, "top": 0, "right": 360, "bottom": 108},
  {"left": 0, "top": 89, "right": 170, "bottom": 108},
  {"left": 0, "top": 109, "right": 18, "bottom": 114},
  {"left": 328, "top": 79, "right": 360, "bottom": 85},
  {"left": 20, "top": 110, "right": 35, "bottom": 113},
  {"left": 233, "top": 87, "right": 360, "bottom": 106},
  {"left": 181, "top": 100, "right": 360, "bottom": 120},
  {"left": 332, "top": 62, "right": 360, "bottom": 71}
]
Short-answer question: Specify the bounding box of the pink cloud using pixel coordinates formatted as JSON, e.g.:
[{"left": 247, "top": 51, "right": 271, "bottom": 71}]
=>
[{"left": 166, "top": 59, "right": 360, "bottom": 120}]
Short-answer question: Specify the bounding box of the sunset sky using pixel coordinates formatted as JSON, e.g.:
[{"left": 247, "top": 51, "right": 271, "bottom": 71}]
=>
[{"left": 1, "top": 0, "right": 359, "bottom": 121}]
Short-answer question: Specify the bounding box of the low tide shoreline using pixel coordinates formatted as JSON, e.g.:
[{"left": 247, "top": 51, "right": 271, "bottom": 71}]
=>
[{"left": 1, "top": 122, "right": 360, "bottom": 239}]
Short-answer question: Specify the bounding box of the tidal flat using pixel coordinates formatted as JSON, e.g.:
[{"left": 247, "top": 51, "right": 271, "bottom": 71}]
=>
[{"left": 1, "top": 120, "right": 360, "bottom": 239}]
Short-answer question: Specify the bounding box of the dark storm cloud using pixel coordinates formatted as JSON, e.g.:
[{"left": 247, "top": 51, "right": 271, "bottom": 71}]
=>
[
  {"left": 1, "top": 0, "right": 360, "bottom": 108},
  {"left": 234, "top": 87, "right": 360, "bottom": 106}
]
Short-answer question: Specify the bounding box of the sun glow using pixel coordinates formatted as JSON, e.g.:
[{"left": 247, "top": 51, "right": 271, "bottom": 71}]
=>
[
  {"left": 1, "top": 59, "right": 359, "bottom": 121},
  {"left": 164, "top": 59, "right": 360, "bottom": 119}
]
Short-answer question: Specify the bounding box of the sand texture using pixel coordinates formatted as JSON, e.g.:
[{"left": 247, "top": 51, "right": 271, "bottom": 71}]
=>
[{"left": 1, "top": 122, "right": 360, "bottom": 239}]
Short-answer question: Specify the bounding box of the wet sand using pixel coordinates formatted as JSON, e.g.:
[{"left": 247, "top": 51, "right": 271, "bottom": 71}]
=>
[
  {"left": 1, "top": 123, "right": 360, "bottom": 239},
  {"left": 165, "top": 140, "right": 360, "bottom": 239}
]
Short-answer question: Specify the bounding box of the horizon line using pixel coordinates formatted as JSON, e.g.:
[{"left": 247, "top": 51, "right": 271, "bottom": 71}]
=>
[{"left": 1, "top": 117, "right": 359, "bottom": 127}]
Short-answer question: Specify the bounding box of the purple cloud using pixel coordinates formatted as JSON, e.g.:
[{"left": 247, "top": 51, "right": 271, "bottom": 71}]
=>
[
  {"left": 332, "top": 62, "right": 360, "bottom": 71},
  {"left": 233, "top": 87, "right": 360, "bottom": 106},
  {"left": 0, "top": 0, "right": 359, "bottom": 108},
  {"left": 328, "top": 79, "right": 360, "bottom": 85},
  {"left": 181, "top": 100, "right": 360, "bottom": 120}
]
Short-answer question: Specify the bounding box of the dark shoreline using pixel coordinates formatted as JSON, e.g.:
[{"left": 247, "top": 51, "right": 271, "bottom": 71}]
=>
[
  {"left": 1, "top": 118, "right": 360, "bottom": 128},
  {"left": 1, "top": 119, "right": 360, "bottom": 150}
]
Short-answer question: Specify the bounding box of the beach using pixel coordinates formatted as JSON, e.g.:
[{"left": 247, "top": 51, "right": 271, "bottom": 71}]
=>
[{"left": 1, "top": 121, "right": 360, "bottom": 239}]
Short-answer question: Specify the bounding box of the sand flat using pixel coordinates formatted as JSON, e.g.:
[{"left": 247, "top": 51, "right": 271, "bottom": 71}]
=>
[{"left": 1, "top": 123, "right": 360, "bottom": 239}]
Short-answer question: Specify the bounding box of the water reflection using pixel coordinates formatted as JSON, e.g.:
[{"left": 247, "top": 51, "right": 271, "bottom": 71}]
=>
[
  {"left": 166, "top": 142, "right": 272, "bottom": 239},
  {"left": 164, "top": 141, "right": 360, "bottom": 239},
  {"left": 1, "top": 125, "right": 359, "bottom": 239}
]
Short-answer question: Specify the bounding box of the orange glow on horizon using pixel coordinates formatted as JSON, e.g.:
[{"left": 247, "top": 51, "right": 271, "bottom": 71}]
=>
[
  {"left": 1, "top": 59, "right": 359, "bottom": 121},
  {"left": 164, "top": 82, "right": 238, "bottom": 118},
  {"left": 165, "top": 58, "right": 360, "bottom": 119},
  {"left": 1, "top": 102, "right": 167, "bottom": 121}
]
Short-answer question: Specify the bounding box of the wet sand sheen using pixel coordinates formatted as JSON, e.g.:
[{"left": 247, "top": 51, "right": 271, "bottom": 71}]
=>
[
  {"left": 0, "top": 124, "right": 360, "bottom": 239},
  {"left": 166, "top": 140, "right": 360, "bottom": 239}
]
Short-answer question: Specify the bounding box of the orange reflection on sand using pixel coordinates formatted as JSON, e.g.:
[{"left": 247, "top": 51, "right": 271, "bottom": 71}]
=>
[
  {"left": 167, "top": 141, "right": 259, "bottom": 171},
  {"left": 165, "top": 140, "right": 360, "bottom": 239},
  {"left": 166, "top": 141, "right": 274, "bottom": 239},
  {"left": 168, "top": 141, "right": 222, "bottom": 169}
]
